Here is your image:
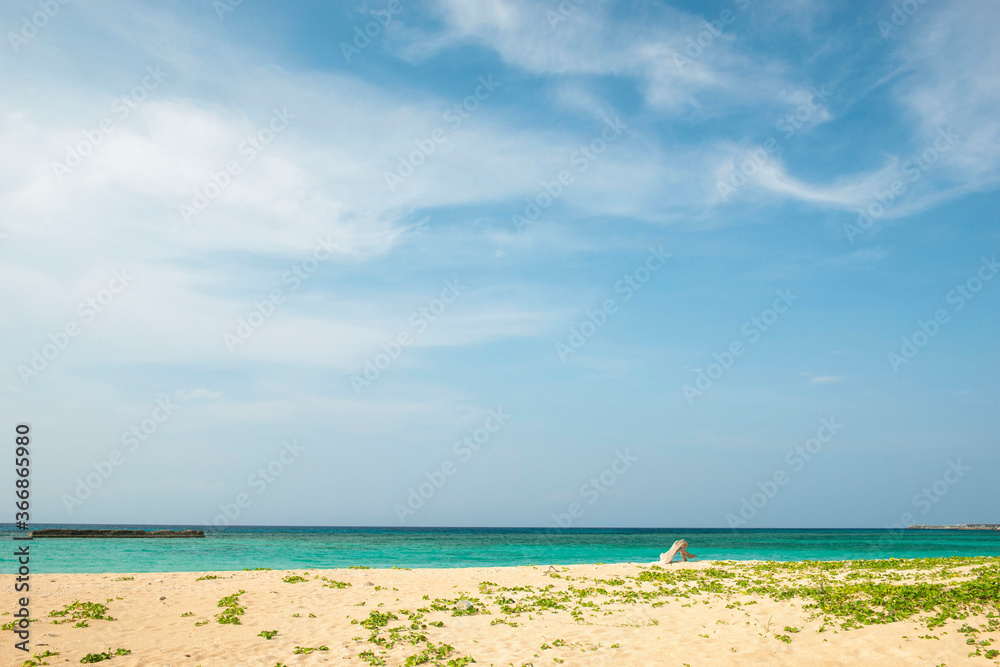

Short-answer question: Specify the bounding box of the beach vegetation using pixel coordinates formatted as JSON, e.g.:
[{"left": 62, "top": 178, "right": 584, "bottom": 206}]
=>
[
  {"left": 181, "top": 612, "right": 194, "bottom": 617},
  {"left": 361, "top": 610, "right": 399, "bottom": 629},
  {"left": 215, "top": 590, "right": 247, "bottom": 625},
  {"left": 402, "top": 641, "right": 454, "bottom": 665},
  {"left": 358, "top": 649, "right": 386, "bottom": 665},
  {"left": 355, "top": 607, "right": 478, "bottom": 666},
  {"left": 595, "top": 578, "right": 625, "bottom": 586},
  {"left": 79, "top": 649, "right": 129, "bottom": 664},
  {"left": 337, "top": 557, "right": 1000, "bottom": 665},
  {"left": 112, "top": 577, "right": 133, "bottom": 581},
  {"left": 195, "top": 575, "right": 220, "bottom": 581},
  {"left": 293, "top": 646, "right": 329, "bottom": 654},
  {"left": 258, "top": 630, "right": 278, "bottom": 640},
  {"left": 21, "top": 650, "right": 58, "bottom": 666},
  {"left": 321, "top": 577, "right": 351, "bottom": 588},
  {"left": 282, "top": 575, "right": 308, "bottom": 583},
  {"left": 50, "top": 601, "right": 115, "bottom": 624},
  {"left": 452, "top": 602, "right": 482, "bottom": 616}
]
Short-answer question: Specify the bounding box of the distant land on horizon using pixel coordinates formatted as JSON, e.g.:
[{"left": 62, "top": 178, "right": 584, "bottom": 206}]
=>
[{"left": 909, "top": 524, "right": 1000, "bottom": 530}]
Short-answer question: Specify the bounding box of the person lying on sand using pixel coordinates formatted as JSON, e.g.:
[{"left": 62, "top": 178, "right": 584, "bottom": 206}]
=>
[{"left": 659, "top": 539, "right": 697, "bottom": 564}]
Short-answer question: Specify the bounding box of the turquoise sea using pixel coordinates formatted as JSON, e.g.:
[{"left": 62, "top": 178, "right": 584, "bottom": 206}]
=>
[{"left": 2, "top": 525, "right": 998, "bottom": 574}]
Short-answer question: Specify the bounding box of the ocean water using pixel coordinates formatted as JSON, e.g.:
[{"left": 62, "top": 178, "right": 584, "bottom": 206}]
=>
[{"left": 2, "top": 525, "right": 998, "bottom": 574}]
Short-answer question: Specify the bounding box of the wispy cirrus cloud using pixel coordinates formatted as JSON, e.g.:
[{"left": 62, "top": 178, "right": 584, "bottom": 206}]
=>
[{"left": 393, "top": 0, "right": 817, "bottom": 115}]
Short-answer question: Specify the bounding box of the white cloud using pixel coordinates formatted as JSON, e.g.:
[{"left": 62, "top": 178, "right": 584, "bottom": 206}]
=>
[
  {"left": 894, "top": 0, "right": 1000, "bottom": 191},
  {"left": 4, "top": 0, "right": 997, "bottom": 386},
  {"left": 720, "top": 0, "right": 1000, "bottom": 217},
  {"left": 395, "top": 0, "right": 815, "bottom": 114},
  {"left": 0, "top": 2, "right": 682, "bottom": 382},
  {"left": 177, "top": 388, "right": 223, "bottom": 401}
]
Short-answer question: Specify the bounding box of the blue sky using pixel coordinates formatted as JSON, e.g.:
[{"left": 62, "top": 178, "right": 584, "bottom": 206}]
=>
[{"left": 2, "top": 0, "right": 998, "bottom": 528}]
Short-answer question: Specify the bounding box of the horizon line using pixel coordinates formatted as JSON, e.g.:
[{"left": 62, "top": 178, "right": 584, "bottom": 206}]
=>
[{"left": 8, "top": 523, "right": 987, "bottom": 531}]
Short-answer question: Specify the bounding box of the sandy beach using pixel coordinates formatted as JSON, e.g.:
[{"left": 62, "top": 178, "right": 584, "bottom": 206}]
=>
[{"left": 4, "top": 557, "right": 998, "bottom": 666}]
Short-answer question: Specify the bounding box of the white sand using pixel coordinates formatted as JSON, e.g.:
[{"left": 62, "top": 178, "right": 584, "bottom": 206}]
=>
[{"left": 2, "top": 561, "right": 993, "bottom": 666}]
